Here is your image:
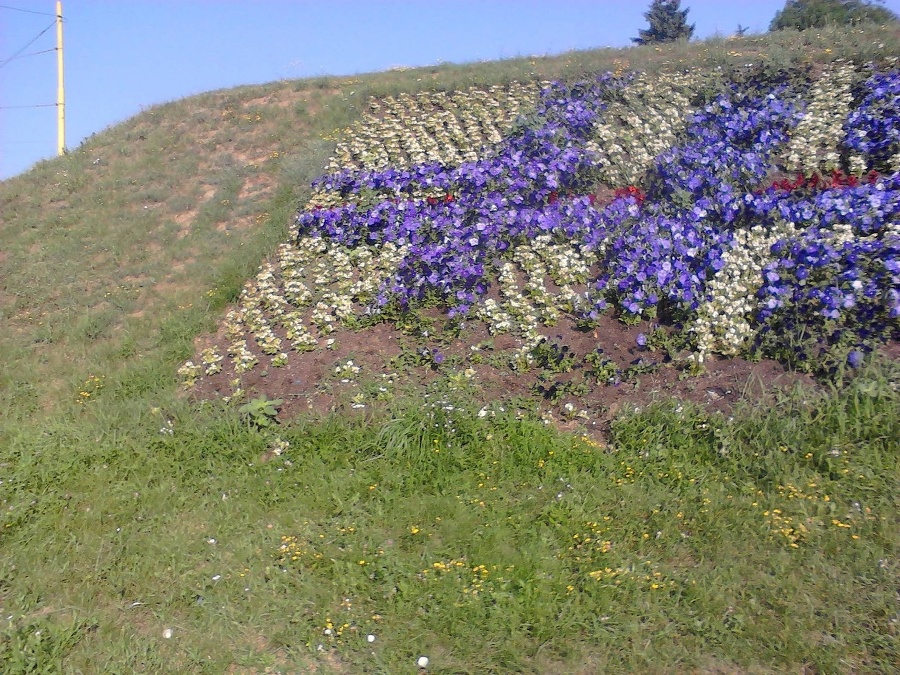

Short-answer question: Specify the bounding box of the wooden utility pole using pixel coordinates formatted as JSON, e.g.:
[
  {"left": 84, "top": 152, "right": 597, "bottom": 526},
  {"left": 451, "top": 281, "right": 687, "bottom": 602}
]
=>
[{"left": 56, "top": 0, "right": 65, "bottom": 155}]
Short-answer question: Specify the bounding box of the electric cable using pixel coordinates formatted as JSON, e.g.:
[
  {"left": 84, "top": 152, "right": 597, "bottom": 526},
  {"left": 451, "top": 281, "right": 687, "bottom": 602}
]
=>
[
  {"left": 0, "top": 19, "right": 56, "bottom": 70},
  {"left": 18, "top": 47, "right": 57, "bottom": 58},
  {"left": 0, "top": 103, "right": 57, "bottom": 110},
  {"left": 0, "top": 4, "right": 59, "bottom": 17}
]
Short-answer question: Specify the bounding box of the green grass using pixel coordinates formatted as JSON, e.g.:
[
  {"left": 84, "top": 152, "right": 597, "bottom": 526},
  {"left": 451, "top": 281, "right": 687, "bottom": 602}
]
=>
[
  {"left": 1, "top": 25, "right": 899, "bottom": 673},
  {"left": 1, "top": 362, "right": 898, "bottom": 672}
]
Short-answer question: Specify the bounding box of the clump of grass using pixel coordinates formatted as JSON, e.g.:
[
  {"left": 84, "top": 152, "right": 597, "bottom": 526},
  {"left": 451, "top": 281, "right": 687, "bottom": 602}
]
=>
[{"left": 1, "top": 359, "right": 898, "bottom": 672}]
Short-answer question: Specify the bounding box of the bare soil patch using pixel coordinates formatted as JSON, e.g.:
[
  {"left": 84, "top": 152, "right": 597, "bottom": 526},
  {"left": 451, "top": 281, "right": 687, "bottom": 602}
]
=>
[
  {"left": 188, "top": 304, "right": 830, "bottom": 442},
  {"left": 237, "top": 175, "right": 275, "bottom": 203}
]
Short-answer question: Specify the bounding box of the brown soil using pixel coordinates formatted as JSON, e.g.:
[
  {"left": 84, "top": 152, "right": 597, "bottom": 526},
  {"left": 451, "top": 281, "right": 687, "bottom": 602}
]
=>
[{"left": 186, "top": 300, "right": 849, "bottom": 443}]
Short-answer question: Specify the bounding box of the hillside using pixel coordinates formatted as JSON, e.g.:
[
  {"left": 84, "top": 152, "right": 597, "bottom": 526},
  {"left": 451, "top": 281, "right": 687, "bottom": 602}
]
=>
[
  {"left": 0, "top": 26, "right": 897, "bottom": 421},
  {"left": 0, "top": 26, "right": 899, "bottom": 673}
]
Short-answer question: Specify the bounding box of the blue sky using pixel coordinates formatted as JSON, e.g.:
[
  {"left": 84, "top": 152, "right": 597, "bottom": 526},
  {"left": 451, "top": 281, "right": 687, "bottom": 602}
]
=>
[{"left": 1, "top": 0, "right": 898, "bottom": 180}]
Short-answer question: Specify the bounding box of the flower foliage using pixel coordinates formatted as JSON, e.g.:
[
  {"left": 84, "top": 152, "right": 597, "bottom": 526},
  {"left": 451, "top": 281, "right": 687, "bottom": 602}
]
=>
[
  {"left": 751, "top": 170, "right": 900, "bottom": 368},
  {"left": 755, "top": 225, "right": 900, "bottom": 367},
  {"left": 294, "top": 64, "right": 899, "bottom": 372},
  {"left": 180, "top": 62, "right": 900, "bottom": 389},
  {"left": 844, "top": 69, "right": 900, "bottom": 172}
]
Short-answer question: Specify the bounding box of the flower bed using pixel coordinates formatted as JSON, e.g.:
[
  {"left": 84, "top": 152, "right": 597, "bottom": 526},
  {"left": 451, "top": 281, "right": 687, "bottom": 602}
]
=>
[{"left": 182, "top": 62, "right": 900, "bottom": 399}]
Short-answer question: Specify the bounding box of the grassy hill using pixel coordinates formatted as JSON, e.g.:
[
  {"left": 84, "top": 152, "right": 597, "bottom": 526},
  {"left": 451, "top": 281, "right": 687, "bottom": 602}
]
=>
[{"left": 0, "top": 26, "right": 898, "bottom": 673}]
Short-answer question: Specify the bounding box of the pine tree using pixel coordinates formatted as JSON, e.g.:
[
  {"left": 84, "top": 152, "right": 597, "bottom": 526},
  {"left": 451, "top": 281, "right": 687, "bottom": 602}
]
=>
[
  {"left": 632, "top": 0, "right": 695, "bottom": 45},
  {"left": 769, "top": 0, "right": 897, "bottom": 31}
]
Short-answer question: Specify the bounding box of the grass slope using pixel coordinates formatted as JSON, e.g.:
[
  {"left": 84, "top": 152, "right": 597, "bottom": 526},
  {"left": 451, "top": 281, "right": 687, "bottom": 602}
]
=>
[{"left": 0, "top": 26, "right": 898, "bottom": 673}]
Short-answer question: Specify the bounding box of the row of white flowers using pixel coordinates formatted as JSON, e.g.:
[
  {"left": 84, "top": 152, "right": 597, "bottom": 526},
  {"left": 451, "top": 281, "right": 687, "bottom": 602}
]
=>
[
  {"left": 328, "top": 82, "right": 544, "bottom": 172},
  {"left": 180, "top": 235, "right": 410, "bottom": 388},
  {"left": 783, "top": 61, "right": 858, "bottom": 175},
  {"left": 689, "top": 222, "right": 797, "bottom": 362},
  {"left": 588, "top": 70, "right": 700, "bottom": 186},
  {"left": 475, "top": 237, "right": 596, "bottom": 370},
  {"left": 307, "top": 82, "right": 545, "bottom": 209}
]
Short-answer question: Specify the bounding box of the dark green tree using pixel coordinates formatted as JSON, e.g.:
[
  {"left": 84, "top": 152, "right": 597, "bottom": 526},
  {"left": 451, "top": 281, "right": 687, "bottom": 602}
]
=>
[
  {"left": 770, "top": 0, "right": 897, "bottom": 31},
  {"left": 632, "top": 0, "right": 695, "bottom": 45}
]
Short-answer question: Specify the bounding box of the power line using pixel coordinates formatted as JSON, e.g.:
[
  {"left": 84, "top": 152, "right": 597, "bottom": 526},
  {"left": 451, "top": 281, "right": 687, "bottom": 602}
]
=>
[
  {"left": 0, "top": 103, "right": 56, "bottom": 109},
  {"left": 0, "top": 4, "right": 58, "bottom": 17},
  {"left": 13, "top": 47, "right": 56, "bottom": 59},
  {"left": 0, "top": 19, "right": 56, "bottom": 70}
]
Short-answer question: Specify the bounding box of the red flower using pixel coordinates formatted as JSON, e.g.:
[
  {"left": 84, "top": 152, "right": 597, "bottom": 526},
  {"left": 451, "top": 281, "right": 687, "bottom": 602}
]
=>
[{"left": 611, "top": 185, "right": 645, "bottom": 203}]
